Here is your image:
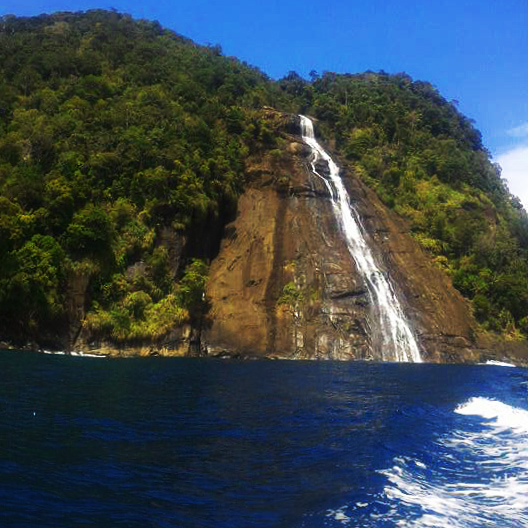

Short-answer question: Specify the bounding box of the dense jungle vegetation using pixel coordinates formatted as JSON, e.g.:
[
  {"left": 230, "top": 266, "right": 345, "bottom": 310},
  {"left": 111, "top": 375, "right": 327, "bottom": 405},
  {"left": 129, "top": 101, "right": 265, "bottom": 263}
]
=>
[{"left": 0, "top": 10, "right": 526, "bottom": 346}]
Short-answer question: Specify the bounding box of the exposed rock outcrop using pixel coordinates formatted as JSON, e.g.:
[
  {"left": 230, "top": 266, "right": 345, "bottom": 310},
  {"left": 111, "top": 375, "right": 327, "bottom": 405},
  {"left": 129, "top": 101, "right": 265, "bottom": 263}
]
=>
[
  {"left": 202, "top": 112, "right": 485, "bottom": 362},
  {"left": 73, "top": 324, "right": 193, "bottom": 357}
]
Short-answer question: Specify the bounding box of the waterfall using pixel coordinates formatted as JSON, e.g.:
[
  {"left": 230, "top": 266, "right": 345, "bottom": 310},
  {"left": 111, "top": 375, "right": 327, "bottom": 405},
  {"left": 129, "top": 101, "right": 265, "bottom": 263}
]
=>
[{"left": 299, "top": 115, "right": 422, "bottom": 363}]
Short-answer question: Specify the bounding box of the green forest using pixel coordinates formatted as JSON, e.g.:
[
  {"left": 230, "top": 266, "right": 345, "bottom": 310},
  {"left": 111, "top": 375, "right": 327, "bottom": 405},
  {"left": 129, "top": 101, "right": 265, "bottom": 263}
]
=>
[{"left": 0, "top": 10, "right": 527, "bottom": 347}]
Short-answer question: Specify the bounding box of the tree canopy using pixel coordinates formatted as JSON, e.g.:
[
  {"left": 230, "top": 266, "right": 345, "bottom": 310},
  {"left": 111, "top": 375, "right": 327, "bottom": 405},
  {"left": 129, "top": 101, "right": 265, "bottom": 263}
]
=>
[
  {"left": 0, "top": 11, "right": 526, "bottom": 345},
  {"left": 0, "top": 10, "right": 284, "bottom": 343}
]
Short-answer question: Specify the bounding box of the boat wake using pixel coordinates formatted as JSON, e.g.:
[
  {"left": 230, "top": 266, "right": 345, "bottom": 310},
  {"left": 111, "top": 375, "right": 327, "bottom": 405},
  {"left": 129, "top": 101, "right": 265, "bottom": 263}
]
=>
[{"left": 377, "top": 397, "right": 528, "bottom": 527}]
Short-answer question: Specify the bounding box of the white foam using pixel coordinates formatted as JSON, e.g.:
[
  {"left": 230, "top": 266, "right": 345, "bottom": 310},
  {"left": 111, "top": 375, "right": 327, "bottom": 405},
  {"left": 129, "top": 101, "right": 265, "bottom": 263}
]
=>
[
  {"left": 377, "top": 397, "right": 528, "bottom": 527},
  {"left": 326, "top": 506, "right": 351, "bottom": 524},
  {"left": 42, "top": 349, "right": 106, "bottom": 358},
  {"left": 70, "top": 351, "right": 106, "bottom": 358},
  {"left": 480, "top": 360, "right": 517, "bottom": 367},
  {"left": 455, "top": 396, "right": 528, "bottom": 433}
]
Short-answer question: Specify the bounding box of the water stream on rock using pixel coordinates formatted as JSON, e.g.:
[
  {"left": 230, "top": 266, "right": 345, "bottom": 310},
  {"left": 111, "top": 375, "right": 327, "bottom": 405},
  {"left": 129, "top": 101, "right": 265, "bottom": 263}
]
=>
[{"left": 300, "top": 115, "right": 422, "bottom": 362}]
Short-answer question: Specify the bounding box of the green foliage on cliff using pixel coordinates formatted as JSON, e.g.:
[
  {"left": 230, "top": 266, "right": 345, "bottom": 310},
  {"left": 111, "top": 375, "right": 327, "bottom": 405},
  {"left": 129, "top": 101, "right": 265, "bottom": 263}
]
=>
[
  {"left": 0, "top": 10, "right": 283, "bottom": 343},
  {"left": 0, "top": 11, "right": 526, "bottom": 345},
  {"left": 83, "top": 257, "right": 207, "bottom": 342},
  {"left": 278, "top": 281, "right": 304, "bottom": 310}
]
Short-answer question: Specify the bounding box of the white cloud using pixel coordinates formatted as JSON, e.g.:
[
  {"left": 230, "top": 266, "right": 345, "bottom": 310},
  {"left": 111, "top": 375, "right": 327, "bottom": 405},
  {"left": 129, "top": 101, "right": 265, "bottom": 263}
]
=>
[
  {"left": 496, "top": 145, "right": 528, "bottom": 210},
  {"left": 507, "top": 123, "right": 528, "bottom": 138}
]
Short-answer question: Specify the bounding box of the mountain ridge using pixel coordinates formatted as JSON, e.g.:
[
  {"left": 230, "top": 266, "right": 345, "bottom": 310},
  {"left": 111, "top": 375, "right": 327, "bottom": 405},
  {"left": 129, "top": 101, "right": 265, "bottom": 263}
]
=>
[{"left": 0, "top": 10, "right": 527, "bottom": 363}]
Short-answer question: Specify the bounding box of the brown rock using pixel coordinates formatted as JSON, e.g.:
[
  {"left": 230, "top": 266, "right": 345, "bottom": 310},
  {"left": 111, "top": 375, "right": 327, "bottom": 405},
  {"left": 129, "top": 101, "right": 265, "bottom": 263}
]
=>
[{"left": 203, "top": 110, "right": 483, "bottom": 362}]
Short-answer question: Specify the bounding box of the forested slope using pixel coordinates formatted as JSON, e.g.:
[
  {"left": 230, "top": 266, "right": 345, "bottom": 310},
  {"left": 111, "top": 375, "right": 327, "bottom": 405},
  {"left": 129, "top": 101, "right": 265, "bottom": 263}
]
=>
[
  {"left": 0, "top": 10, "right": 526, "bottom": 351},
  {"left": 0, "top": 10, "right": 284, "bottom": 346},
  {"left": 282, "top": 70, "right": 528, "bottom": 338}
]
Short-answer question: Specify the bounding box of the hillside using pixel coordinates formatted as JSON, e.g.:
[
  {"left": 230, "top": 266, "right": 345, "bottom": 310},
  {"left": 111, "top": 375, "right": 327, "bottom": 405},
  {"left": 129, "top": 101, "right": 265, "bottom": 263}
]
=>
[
  {"left": 282, "top": 71, "right": 528, "bottom": 340},
  {"left": 0, "top": 11, "right": 526, "bottom": 359},
  {"left": 0, "top": 10, "right": 285, "bottom": 348}
]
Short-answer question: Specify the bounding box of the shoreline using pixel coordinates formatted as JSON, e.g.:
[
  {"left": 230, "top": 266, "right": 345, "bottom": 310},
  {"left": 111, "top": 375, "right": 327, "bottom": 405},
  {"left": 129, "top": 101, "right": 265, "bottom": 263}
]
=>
[{"left": 1, "top": 340, "right": 526, "bottom": 367}]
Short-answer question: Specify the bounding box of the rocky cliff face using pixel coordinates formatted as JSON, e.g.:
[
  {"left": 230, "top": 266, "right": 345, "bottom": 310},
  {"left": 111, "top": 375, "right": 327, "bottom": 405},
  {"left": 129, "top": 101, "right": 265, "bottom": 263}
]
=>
[
  {"left": 202, "top": 111, "right": 482, "bottom": 362},
  {"left": 10, "top": 110, "right": 524, "bottom": 364}
]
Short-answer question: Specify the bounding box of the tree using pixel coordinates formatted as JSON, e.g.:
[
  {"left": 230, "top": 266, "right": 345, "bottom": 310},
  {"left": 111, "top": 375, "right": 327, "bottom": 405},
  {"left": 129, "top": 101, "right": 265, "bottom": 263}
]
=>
[{"left": 178, "top": 259, "right": 209, "bottom": 320}]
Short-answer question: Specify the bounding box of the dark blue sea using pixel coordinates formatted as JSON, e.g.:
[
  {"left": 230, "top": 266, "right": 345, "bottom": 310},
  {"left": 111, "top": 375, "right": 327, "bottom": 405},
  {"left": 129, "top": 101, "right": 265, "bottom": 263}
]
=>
[{"left": 1, "top": 349, "right": 527, "bottom": 527}]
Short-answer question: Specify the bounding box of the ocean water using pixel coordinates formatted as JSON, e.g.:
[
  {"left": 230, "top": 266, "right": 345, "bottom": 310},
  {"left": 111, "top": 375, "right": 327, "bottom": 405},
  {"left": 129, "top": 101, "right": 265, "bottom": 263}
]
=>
[{"left": 0, "top": 350, "right": 527, "bottom": 527}]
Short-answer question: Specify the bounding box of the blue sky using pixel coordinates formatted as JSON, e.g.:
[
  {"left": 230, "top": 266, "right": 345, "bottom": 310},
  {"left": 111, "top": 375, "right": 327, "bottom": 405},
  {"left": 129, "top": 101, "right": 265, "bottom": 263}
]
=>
[{"left": 2, "top": 0, "right": 527, "bottom": 205}]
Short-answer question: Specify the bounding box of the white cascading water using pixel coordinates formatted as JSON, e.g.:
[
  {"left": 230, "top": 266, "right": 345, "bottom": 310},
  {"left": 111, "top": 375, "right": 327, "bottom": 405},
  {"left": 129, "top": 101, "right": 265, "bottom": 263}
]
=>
[{"left": 300, "top": 115, "right": 422, "bottom": 362}]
